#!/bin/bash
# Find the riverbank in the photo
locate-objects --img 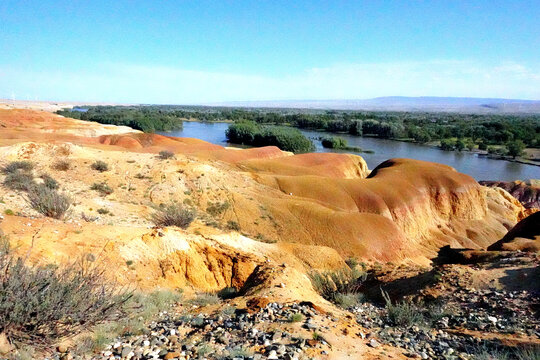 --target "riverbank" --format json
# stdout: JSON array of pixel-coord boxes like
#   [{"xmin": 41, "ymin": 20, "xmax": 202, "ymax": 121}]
[
  {"xmin": 159, "ymin": 121, "xmax": 539, "ymax": 181},
  {"xmin": 175, "ymin": 120, "xmax": 540, "ymax": 169}
]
